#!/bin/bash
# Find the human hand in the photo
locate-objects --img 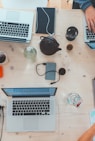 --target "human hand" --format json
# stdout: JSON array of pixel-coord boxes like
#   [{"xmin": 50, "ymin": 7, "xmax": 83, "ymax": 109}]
[
  {"xmin": 90, "ymin": 123, "xmax": 95, "ymax": 135},
  {"xmin": 77, "ymin": 123, "xmax": 95, "ymax": 141},
  {"xmin": 85, "ymin": 6, "xmax": 95, "ymax": 33}
]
